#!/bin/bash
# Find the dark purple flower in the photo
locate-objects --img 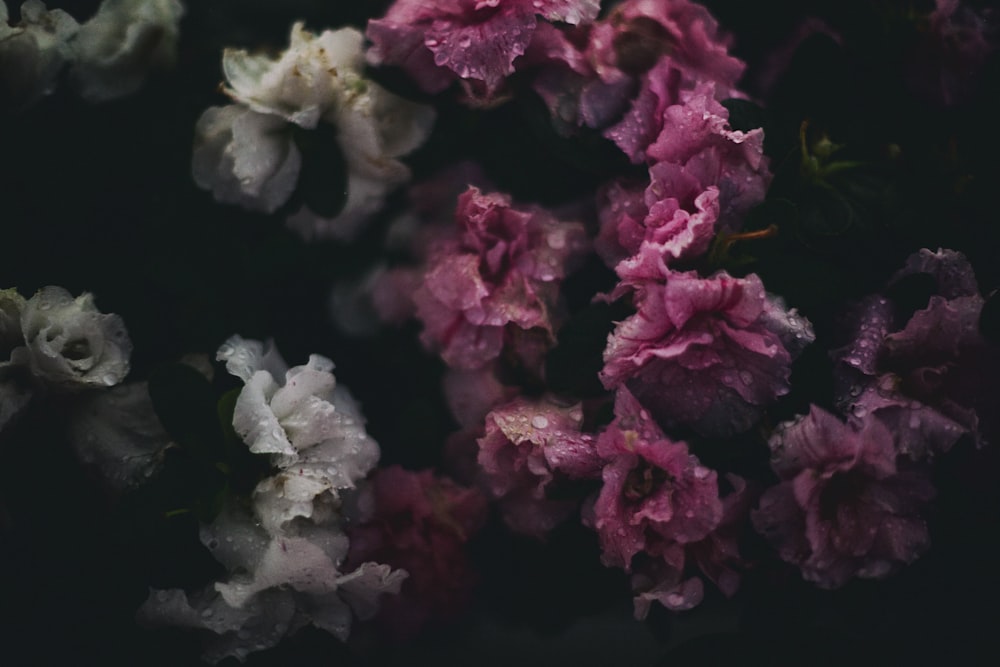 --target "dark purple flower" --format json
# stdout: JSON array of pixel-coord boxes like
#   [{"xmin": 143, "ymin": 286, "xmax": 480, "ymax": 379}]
[
  {"xmin": 752, "ymin": 407, "xmax": 936, "ymax": 589},
  {"xmin": 414, "ymin": 186, "xmax": 588, "ymax": 370},
  {"xmin": 834, "ymin": 249, "xmax": 1000, "ymax": 456},
  {"xmin": 477, "ymin": 397, "xmax": 601, "ymax": 537},
  {"xmin": 346, "ymin": 466, "xmax": 488, "ymax": 638},
  {"xmin": 602, "ymin": 270, "xmax": 814, "ymax": 437},
  {"xmin": 367, "ymin": 0, "xmax": 600, "ymax": 102},
  {"xmin": 906, "ymin": 0, "xmax": 995, "ymax": 107}
]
